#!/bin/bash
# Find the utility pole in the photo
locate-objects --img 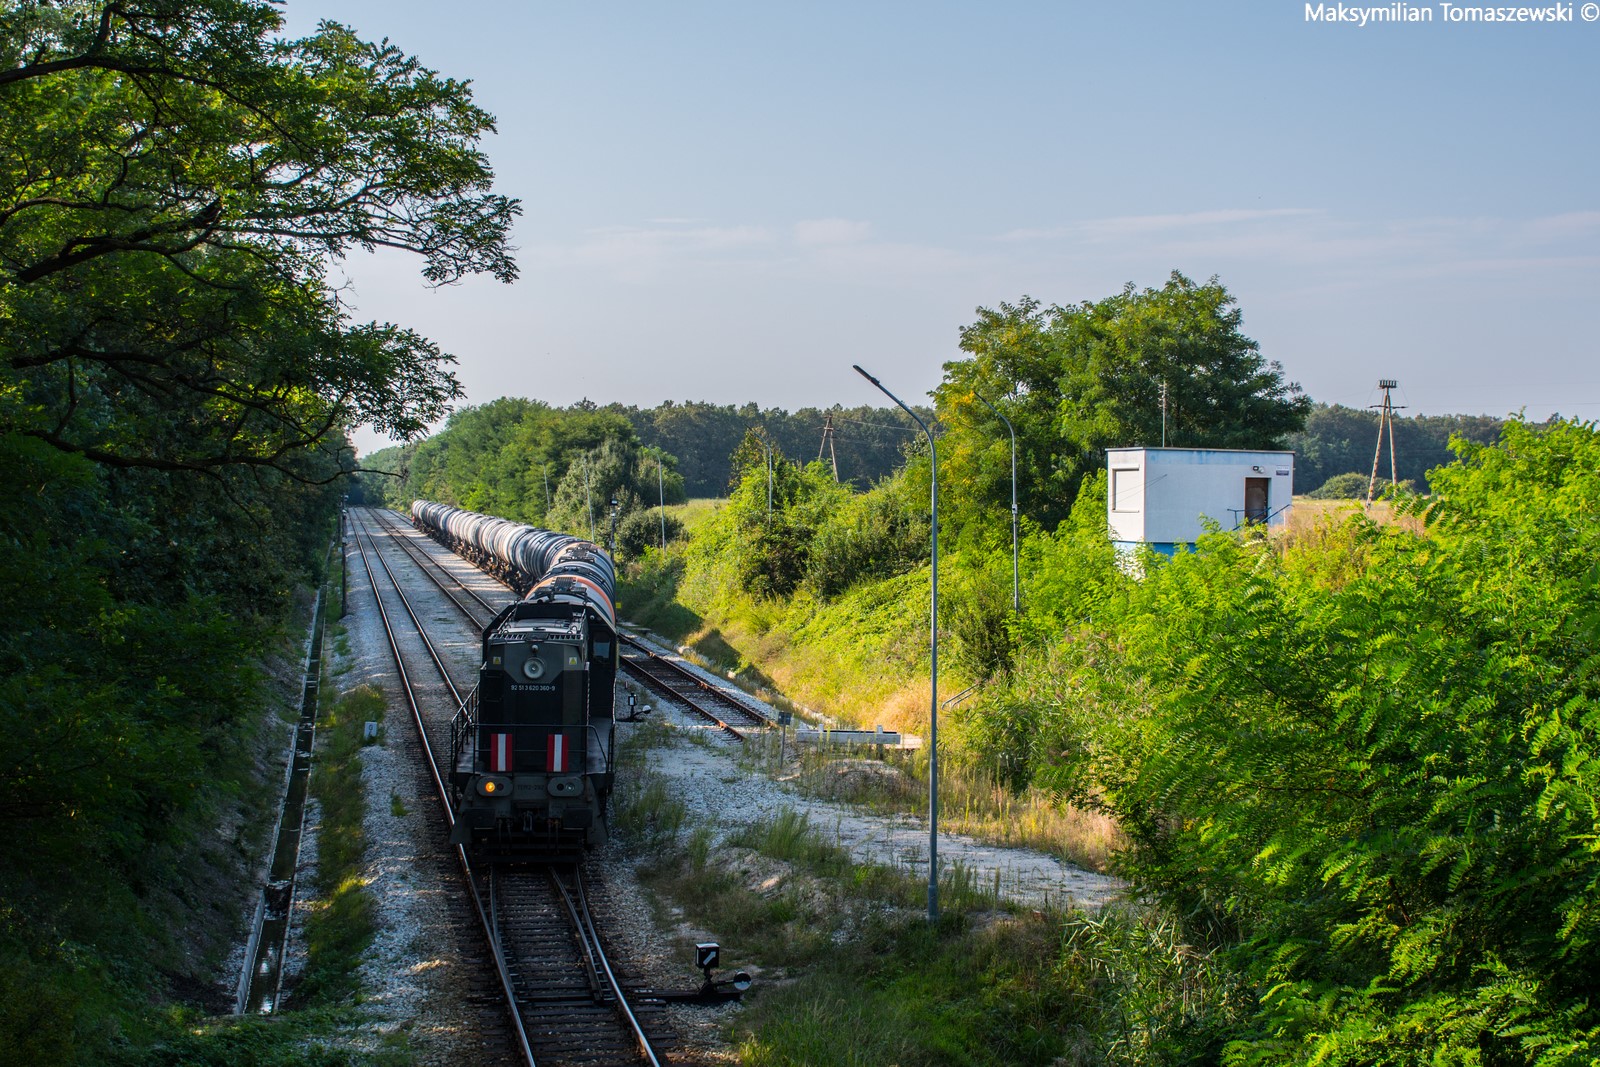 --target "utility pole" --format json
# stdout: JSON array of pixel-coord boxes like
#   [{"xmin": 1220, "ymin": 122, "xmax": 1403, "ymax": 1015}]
[
  {"xmin": 818, "ymin": 413, "xmax": 839, "ymax": 480},
  {"xmin": 543, "ymin": 464, "xmax": 550, "ymax": 515},
  {"xmin": 657, "ymin": 454, "xmax": 667, "ymax": 551},
  {"xmin": 585, "ymin": 462, "xmax": 594, "ymax": 542},
  {"xmin": 1366, "ymin": 379, "xmax": 1406, "ymax": 507}
]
